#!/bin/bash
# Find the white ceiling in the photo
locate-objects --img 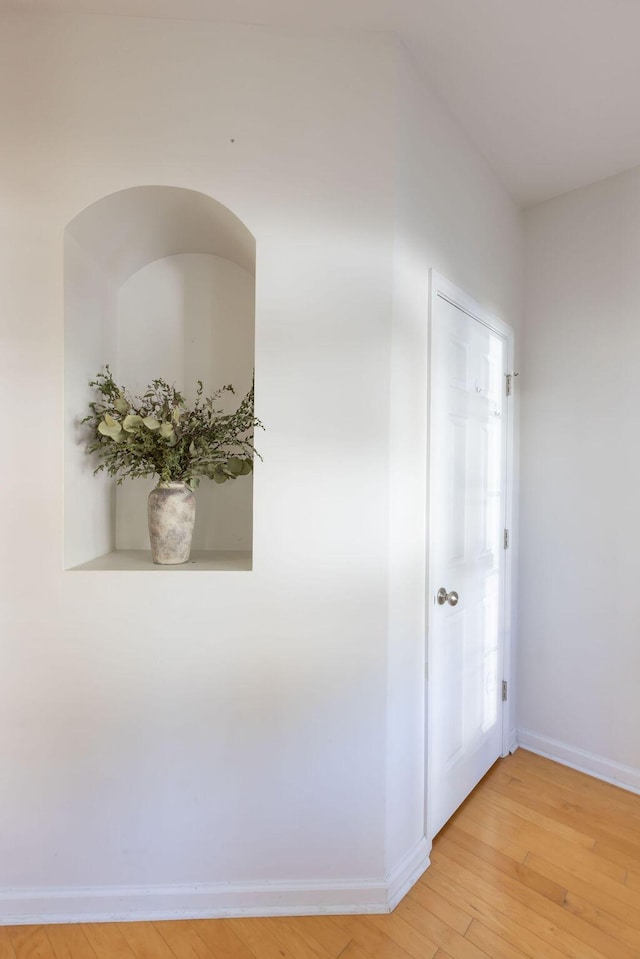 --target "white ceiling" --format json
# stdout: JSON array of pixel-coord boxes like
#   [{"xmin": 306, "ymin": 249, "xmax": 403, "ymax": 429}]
[{"xmin": 5, "ymin": 0, "xmax": 640, "ymax": 206}]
